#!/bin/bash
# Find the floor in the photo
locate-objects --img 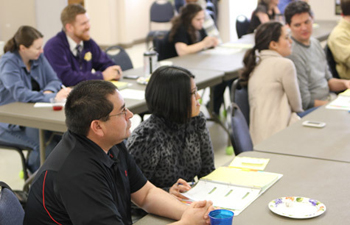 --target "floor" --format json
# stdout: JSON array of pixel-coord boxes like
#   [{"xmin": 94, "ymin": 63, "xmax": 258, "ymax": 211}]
[{"xmin": 0, "ymin": 43, "xmax": 234, "ymax": 190}]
